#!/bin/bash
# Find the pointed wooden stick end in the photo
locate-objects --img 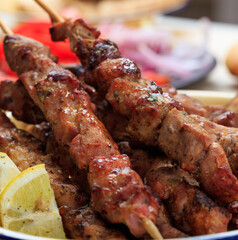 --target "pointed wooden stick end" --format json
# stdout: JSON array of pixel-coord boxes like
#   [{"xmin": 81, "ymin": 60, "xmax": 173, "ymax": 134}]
[
  {"xmin": 142, "ymin": 218, "xmax": 164, "ymax": 240},
  {"xmin": 34, "ymin": 0, "xmax": 64, "ymax": 23},
  {"xmin": 0, "ymin": 18, "xmax": 13, "ymax": 35}
]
